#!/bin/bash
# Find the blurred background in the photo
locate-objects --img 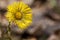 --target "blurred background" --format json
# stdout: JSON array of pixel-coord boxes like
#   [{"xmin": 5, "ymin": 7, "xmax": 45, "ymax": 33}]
[{"xmin": 0, "ymin": 0, "xmax": 60, "ymax": 40}]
